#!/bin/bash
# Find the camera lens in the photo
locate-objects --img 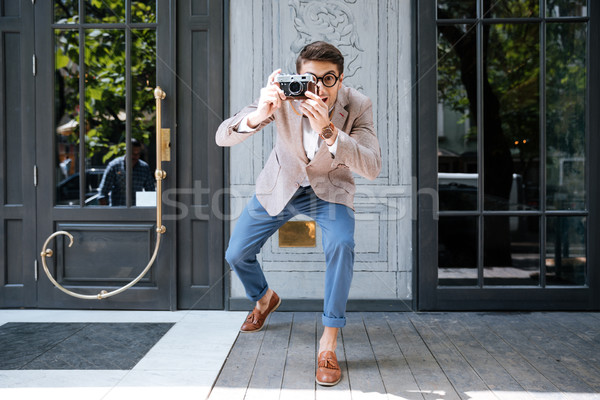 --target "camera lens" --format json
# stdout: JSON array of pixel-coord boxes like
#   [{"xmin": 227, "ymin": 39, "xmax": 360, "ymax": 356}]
[{"xmin": 289, "ymin": 81, "xmax": 302, "ymax": 95}]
